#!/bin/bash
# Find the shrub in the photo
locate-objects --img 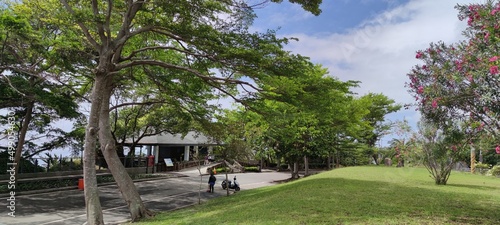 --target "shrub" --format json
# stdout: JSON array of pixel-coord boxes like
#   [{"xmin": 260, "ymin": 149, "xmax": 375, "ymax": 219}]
[
  {"xmin": 486, "ymin": 165, "xmax": 500, "ymax": 177},
  {"xmin": 475, "ymin": 163, "xmax": 491, "ymax": 169},
  {"xmin": 215, "ymin": 167, "xmax": 229, "ymax": 173},
  {"xmin": 244, "ymin": 166, "xmax": 260, "ymax": 172},
  {"xmin": 476, "ymin": 163, "xmax": 492, "ymax": 175}
]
